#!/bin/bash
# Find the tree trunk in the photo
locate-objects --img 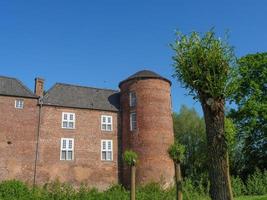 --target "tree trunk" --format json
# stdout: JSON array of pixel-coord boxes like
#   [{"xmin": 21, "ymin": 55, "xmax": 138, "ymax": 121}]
[
  {"xmin": 201, "ymin": 98, "xmax": 233, "ymax": 200},
  {"xmin": 131, "ymin": 165, "xmax": 136, "ymax": 200},
  {"xmin": 175, "ymin": 162, "xmax": 183, "ymax": 200}
]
